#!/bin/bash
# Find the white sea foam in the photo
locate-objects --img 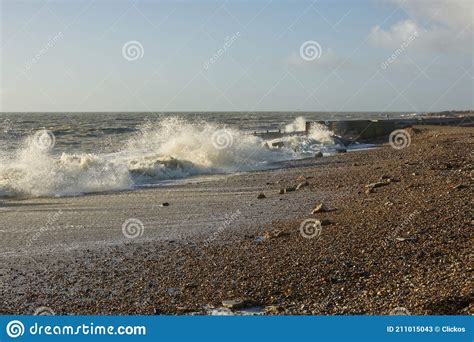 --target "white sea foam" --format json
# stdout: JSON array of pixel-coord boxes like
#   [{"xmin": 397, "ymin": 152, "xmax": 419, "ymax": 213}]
[
  {"xmin": 284, "ymin": 116, "xmax": 307, "ymax": 132},
  {"xmin": 0, "ymin": 117, "xmax": 336, "ymax": 198}
]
